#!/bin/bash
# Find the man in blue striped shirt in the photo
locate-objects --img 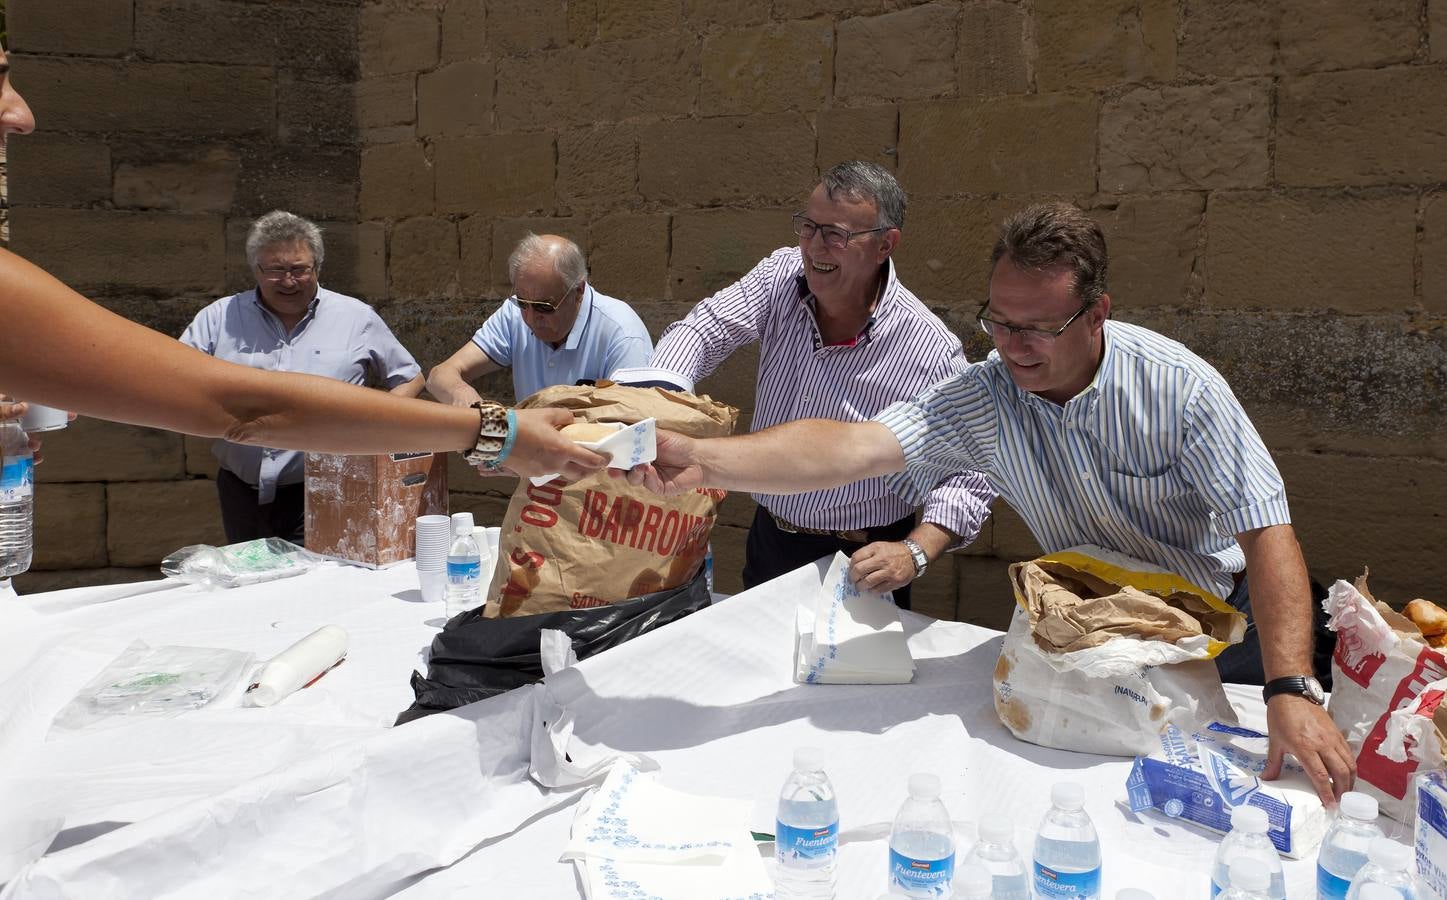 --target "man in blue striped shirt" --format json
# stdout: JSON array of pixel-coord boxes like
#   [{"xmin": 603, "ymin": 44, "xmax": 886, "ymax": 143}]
[
  {"xmin": 648, "ymin": 161, "xmax": 995, "ymax": 610},
  {"xmin": 623, "ymin": 202, "xmax": 1354, "ymax": 806}
]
